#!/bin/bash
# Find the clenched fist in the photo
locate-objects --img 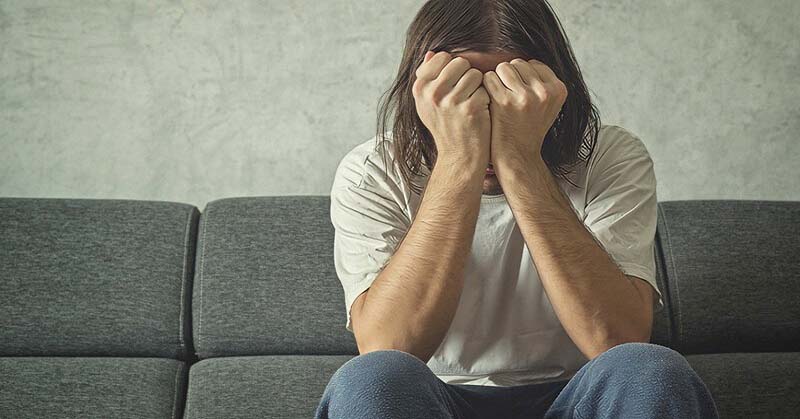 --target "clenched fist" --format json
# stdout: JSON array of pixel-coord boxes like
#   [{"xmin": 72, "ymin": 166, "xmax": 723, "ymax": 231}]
[
  {"xmin": 483, "ymin": 58, "xmax": 568, "ymax": 168},
  {"xmin": 412, "ymin": 51, "xmax": 492, "ymax": 170}
]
